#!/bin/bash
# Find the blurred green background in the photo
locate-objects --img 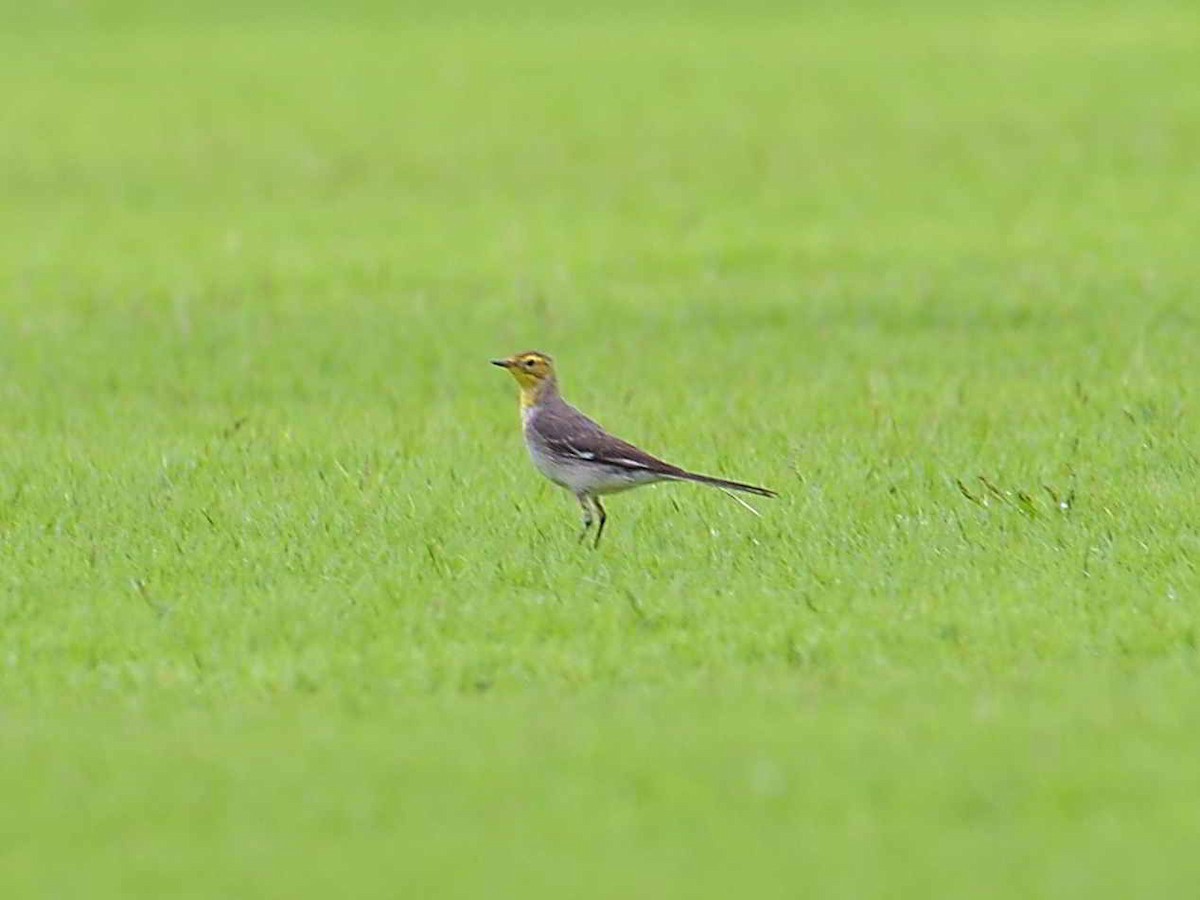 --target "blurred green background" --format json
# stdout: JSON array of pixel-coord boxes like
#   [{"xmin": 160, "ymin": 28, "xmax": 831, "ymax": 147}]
[{"xmin": 2, "ymin": 2, "xmax": 1198, "ymax": 897}]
